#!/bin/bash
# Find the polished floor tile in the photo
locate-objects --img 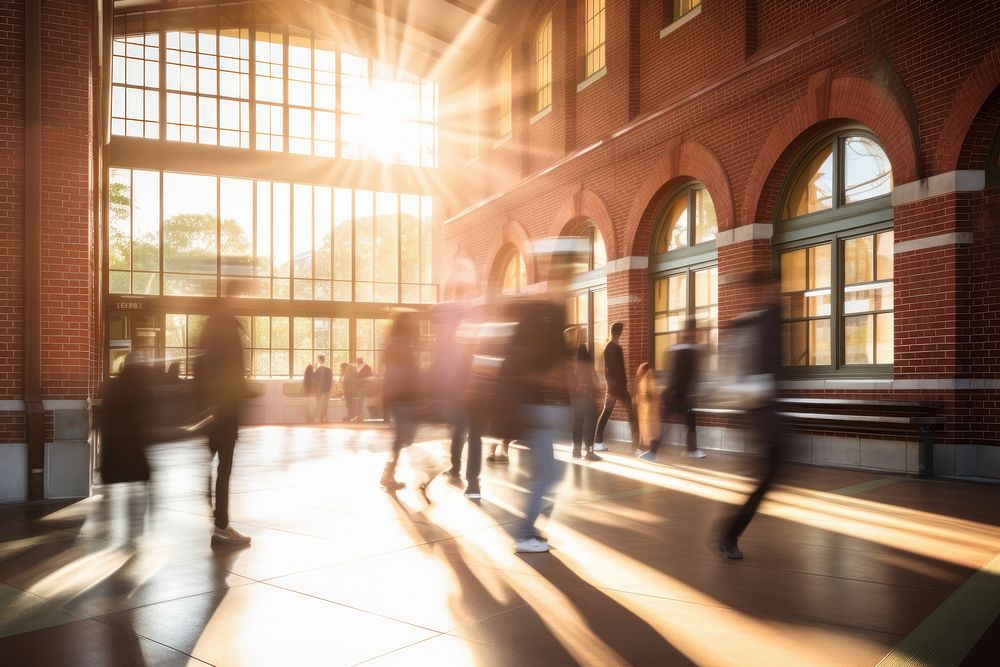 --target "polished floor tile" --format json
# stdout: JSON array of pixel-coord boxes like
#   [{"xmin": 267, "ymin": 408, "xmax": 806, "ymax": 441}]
[{"xmin": 0, "ymin": 425, "xmax": 998, "ymax": 666}]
